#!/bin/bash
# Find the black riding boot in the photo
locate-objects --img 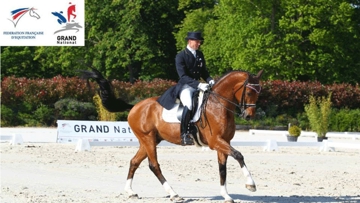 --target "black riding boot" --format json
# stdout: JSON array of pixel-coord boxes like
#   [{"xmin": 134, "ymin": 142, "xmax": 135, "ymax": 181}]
[{"xmin": 180, "ymin": 106, "xmax": 194, "ymax": 146}]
